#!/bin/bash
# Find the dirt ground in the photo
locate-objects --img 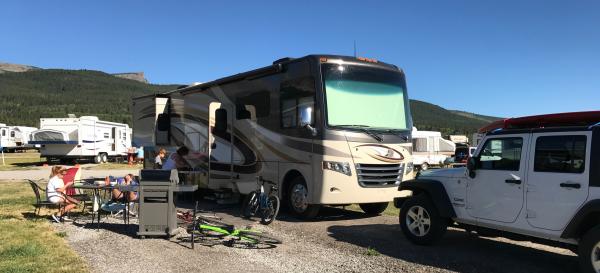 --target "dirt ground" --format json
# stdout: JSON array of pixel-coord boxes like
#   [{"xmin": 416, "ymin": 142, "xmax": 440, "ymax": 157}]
[{"xmin": 53, "ymin": 198, "xmax": 578, "ymax": 273}]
